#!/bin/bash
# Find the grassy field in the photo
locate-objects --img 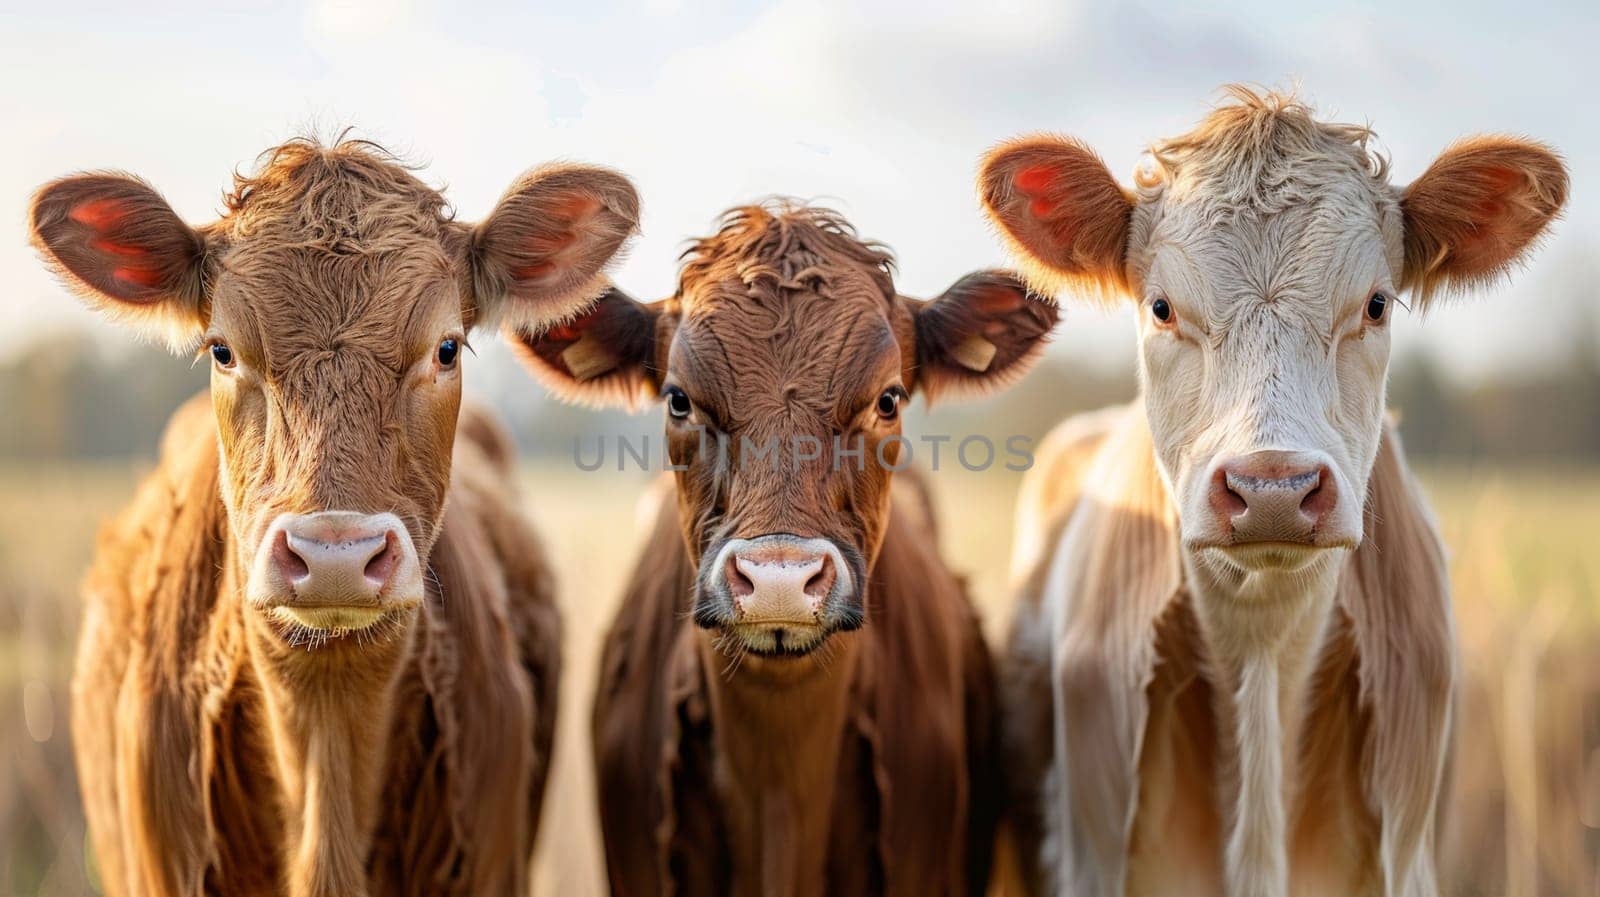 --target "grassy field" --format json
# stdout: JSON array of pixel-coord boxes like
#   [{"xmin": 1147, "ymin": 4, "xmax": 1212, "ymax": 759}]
[{"xmin": 0, "ymin": 460, "xmax": 1596, "ymax": 895}]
